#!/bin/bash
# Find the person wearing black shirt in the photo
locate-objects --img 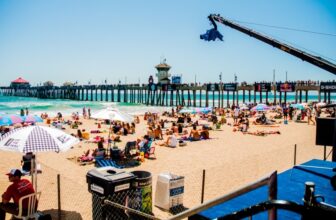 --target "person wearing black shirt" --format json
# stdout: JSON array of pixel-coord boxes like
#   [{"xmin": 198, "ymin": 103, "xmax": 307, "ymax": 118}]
[{"xmin": 21, "ymin": 152, "xmax": 35, "ymax": 173}]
